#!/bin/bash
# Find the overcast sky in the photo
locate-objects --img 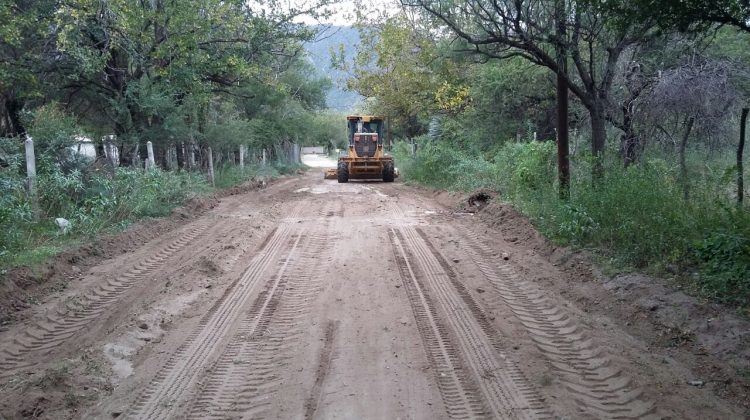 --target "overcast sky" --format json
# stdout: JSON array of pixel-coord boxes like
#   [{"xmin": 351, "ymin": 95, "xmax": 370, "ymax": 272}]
[{"xmin": 294, "ymin": 0, "xmax": 400, "ymax": 26}]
